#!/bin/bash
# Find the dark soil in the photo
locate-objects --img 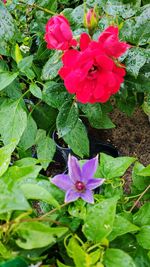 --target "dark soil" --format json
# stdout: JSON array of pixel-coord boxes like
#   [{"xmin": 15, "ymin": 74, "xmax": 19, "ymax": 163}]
[
  {"xmin": 100, "ymin": 108, "xmax": 150, "ymax": 166},
  {"xmin": 88, "ymin": 108, "xmax": 150, "ymax": 195}
]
